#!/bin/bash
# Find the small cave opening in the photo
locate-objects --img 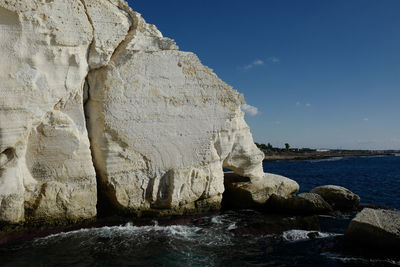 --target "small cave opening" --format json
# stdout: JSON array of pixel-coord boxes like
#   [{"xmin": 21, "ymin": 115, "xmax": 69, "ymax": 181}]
[
  {"xmin": 0, "ymin": 147, "xmax": 16, "ymax": 168},
  {"xmin": 221, "ymin": 168, "xmax": 251, "ymax": 211},
  {"xmin": 95, "ymin": 178, "xmax": 116, "ymax": 218}
]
